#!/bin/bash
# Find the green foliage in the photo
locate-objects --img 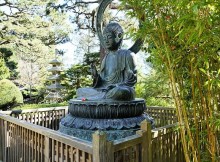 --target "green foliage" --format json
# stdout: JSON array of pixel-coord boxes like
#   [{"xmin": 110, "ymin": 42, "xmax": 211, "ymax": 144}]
[
  {"xmin": 136, "ymin": 71, "xmax": 174, "ymax": 107},
  {"xmin": 0, "ymin": 58, "xmax": 10, "ymax": 79},
  {"xmin": 21, "ymin": 86, "xmax": 46, "ymax": 104},
  {"xmin": 61, "ymin": 52, "xmax": 100, "ymax": 100},
  {"xmin": 121, "ymin": 0, "xmax": 220, "ymax": 161},
  {"xmin": 0, "ymin": 48, "xmax": 18, "ymax": 79},
  {"xmin": 0, "ymin": 79, "xmax": 23, "ymax": 110},
  {"xmin": 83, "ymin": 52, "xmax": 100, "ymax": 66},
  {"xmin": 61, "ymin": 64, "xmax": 92, "ymax": 100},
  {"xmin": 145, "ymin": 97, "xmax": 172, "ymax": 107},
  {"xmin": 0, "ymin": 0, "xmax": 70, "ymax": 47},
  {"xmin": 0, "ymin": 0, "xmax": 71, "ymax": 95}
]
